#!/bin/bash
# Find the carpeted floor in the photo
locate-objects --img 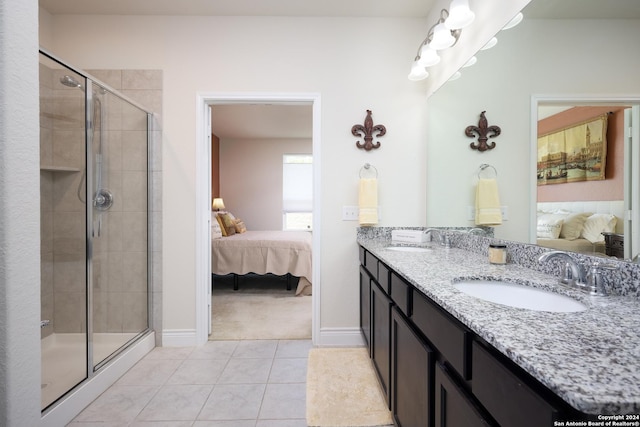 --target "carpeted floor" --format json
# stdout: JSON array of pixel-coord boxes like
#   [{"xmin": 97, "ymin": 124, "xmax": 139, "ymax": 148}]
[
  {"xmin": 306, "ymin": 347, "xmax": 393, "ymax": 427},
  {"xmin": 210, "ymin": 274, "xmax": 312, "ymax": 340}
]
